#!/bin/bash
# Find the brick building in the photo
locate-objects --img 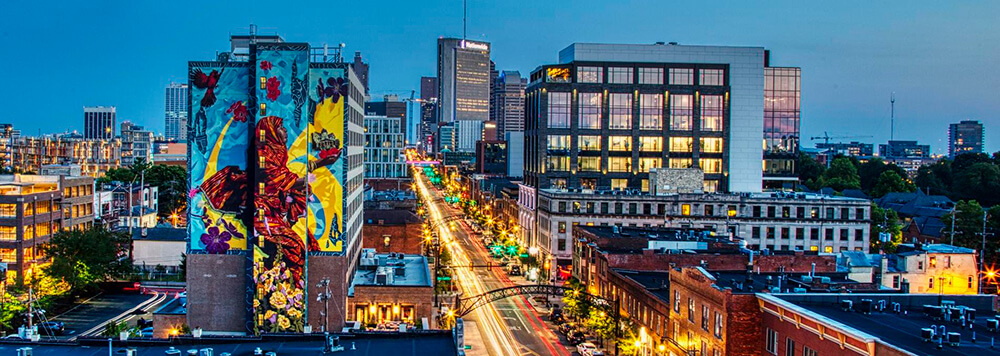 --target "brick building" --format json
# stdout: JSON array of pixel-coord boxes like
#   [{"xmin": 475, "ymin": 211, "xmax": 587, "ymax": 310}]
[
  {"xmin": 666, "ymin": 267, "xmax": 761, "ymax": 356},
  {"xmin": 347, "ymin": 250, "xmax": 434, "ymax": 330},
  {"xmin": 362, "ymin": 209, "xmax": 423, "ymax": 255}
]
